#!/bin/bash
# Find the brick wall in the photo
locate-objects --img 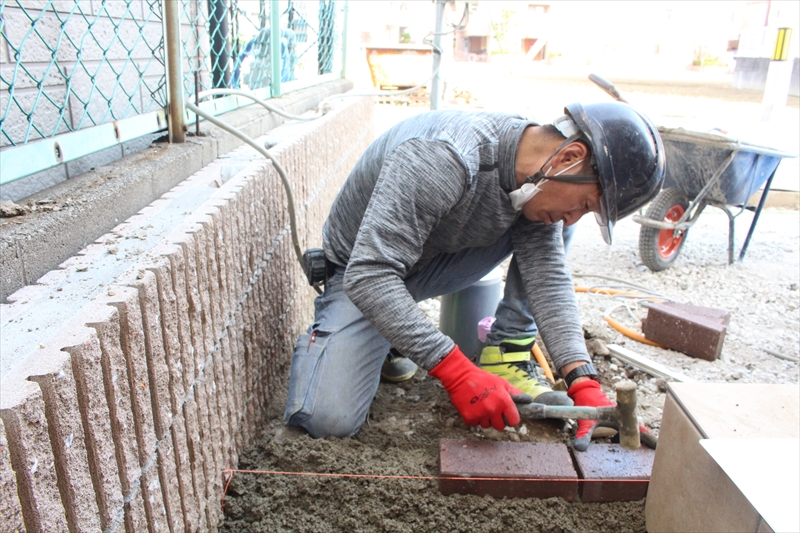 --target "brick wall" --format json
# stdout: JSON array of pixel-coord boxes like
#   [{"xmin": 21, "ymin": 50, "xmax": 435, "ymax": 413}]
[{"xmin": 0, "ymin": 95, "xmax": 374, "ymax": 532}]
